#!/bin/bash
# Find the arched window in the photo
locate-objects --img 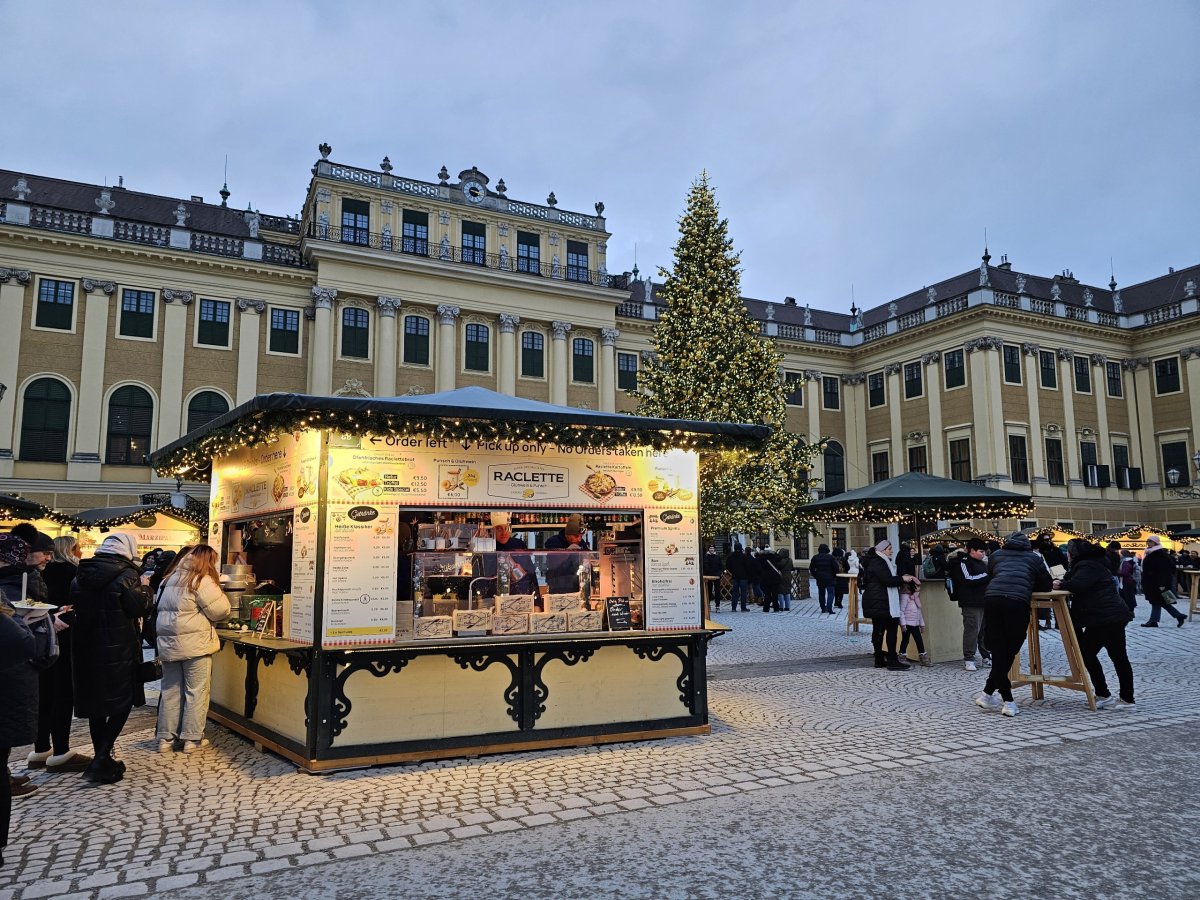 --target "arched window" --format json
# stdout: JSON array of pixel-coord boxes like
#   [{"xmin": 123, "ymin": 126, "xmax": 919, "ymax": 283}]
[
  {"xmin": 106, "ymin": 386, "xmax": 154, "ymax": 465},
  {"xmin": 186, "ymin": 391, "xmax": 230, "ymax": 434},
  {"xmin": 823, "ymin": 441, "xmax": 846, "ymax": 497},
  {"xmin": 20, "ymin": 378, "xmax": 72, "ymax": 462}
]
